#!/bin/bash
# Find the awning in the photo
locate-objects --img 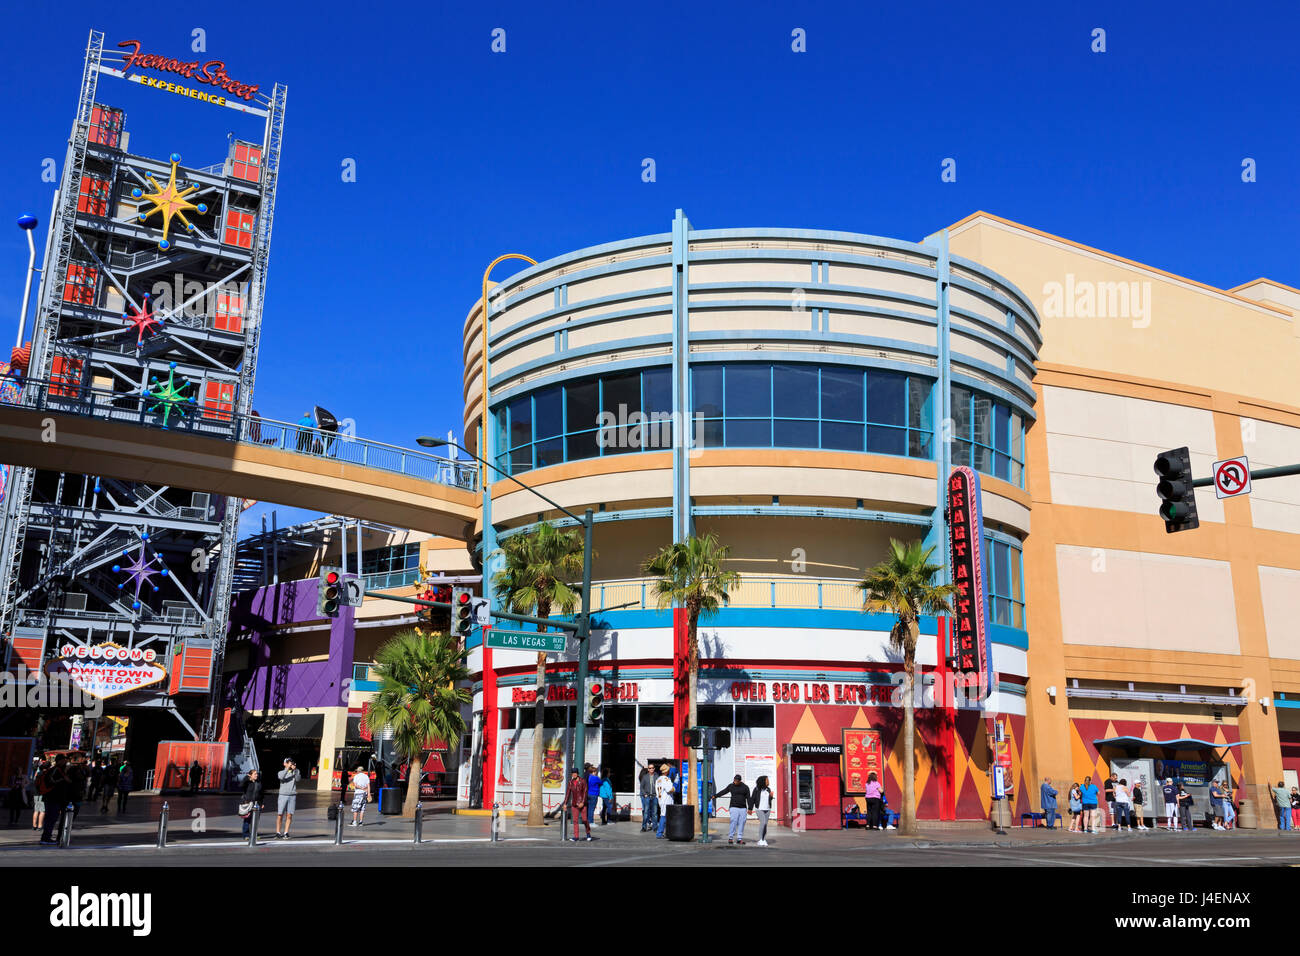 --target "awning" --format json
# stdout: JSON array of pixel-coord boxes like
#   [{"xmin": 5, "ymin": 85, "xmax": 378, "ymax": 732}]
[
  {"xmin": 255, "ymin": 714, "xmax": 324, "ymax": 740},
  {"xmin": 1092, "ymin": 736, "xmax": 1250, "ymax": 749}
]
